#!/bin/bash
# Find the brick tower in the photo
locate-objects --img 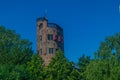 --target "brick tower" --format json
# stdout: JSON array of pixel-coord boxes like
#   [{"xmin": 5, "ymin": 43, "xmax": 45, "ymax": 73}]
[{"xmin": 36, "ymin": 17, "xmax": 64, "ymax": 65}]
